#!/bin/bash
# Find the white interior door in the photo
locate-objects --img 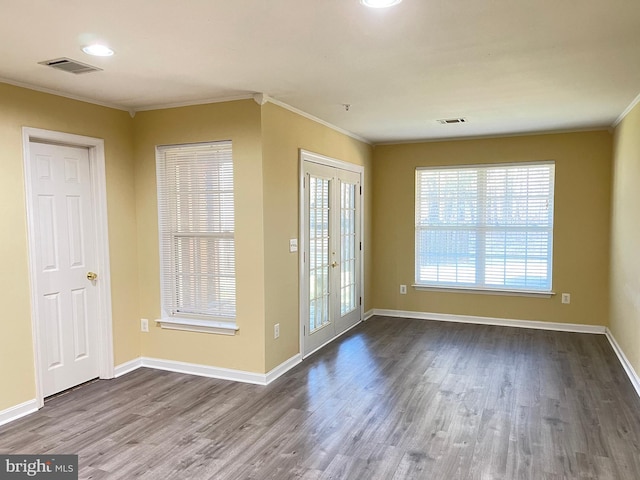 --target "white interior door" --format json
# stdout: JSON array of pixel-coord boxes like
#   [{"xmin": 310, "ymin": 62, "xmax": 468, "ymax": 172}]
[
  {"xmin": 29, "ymin": 141, "xmax": 100, "ymax": 397},
  {"xmin": 302, "ymin": 159, "xmax": 362, "ymax": 356}
]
